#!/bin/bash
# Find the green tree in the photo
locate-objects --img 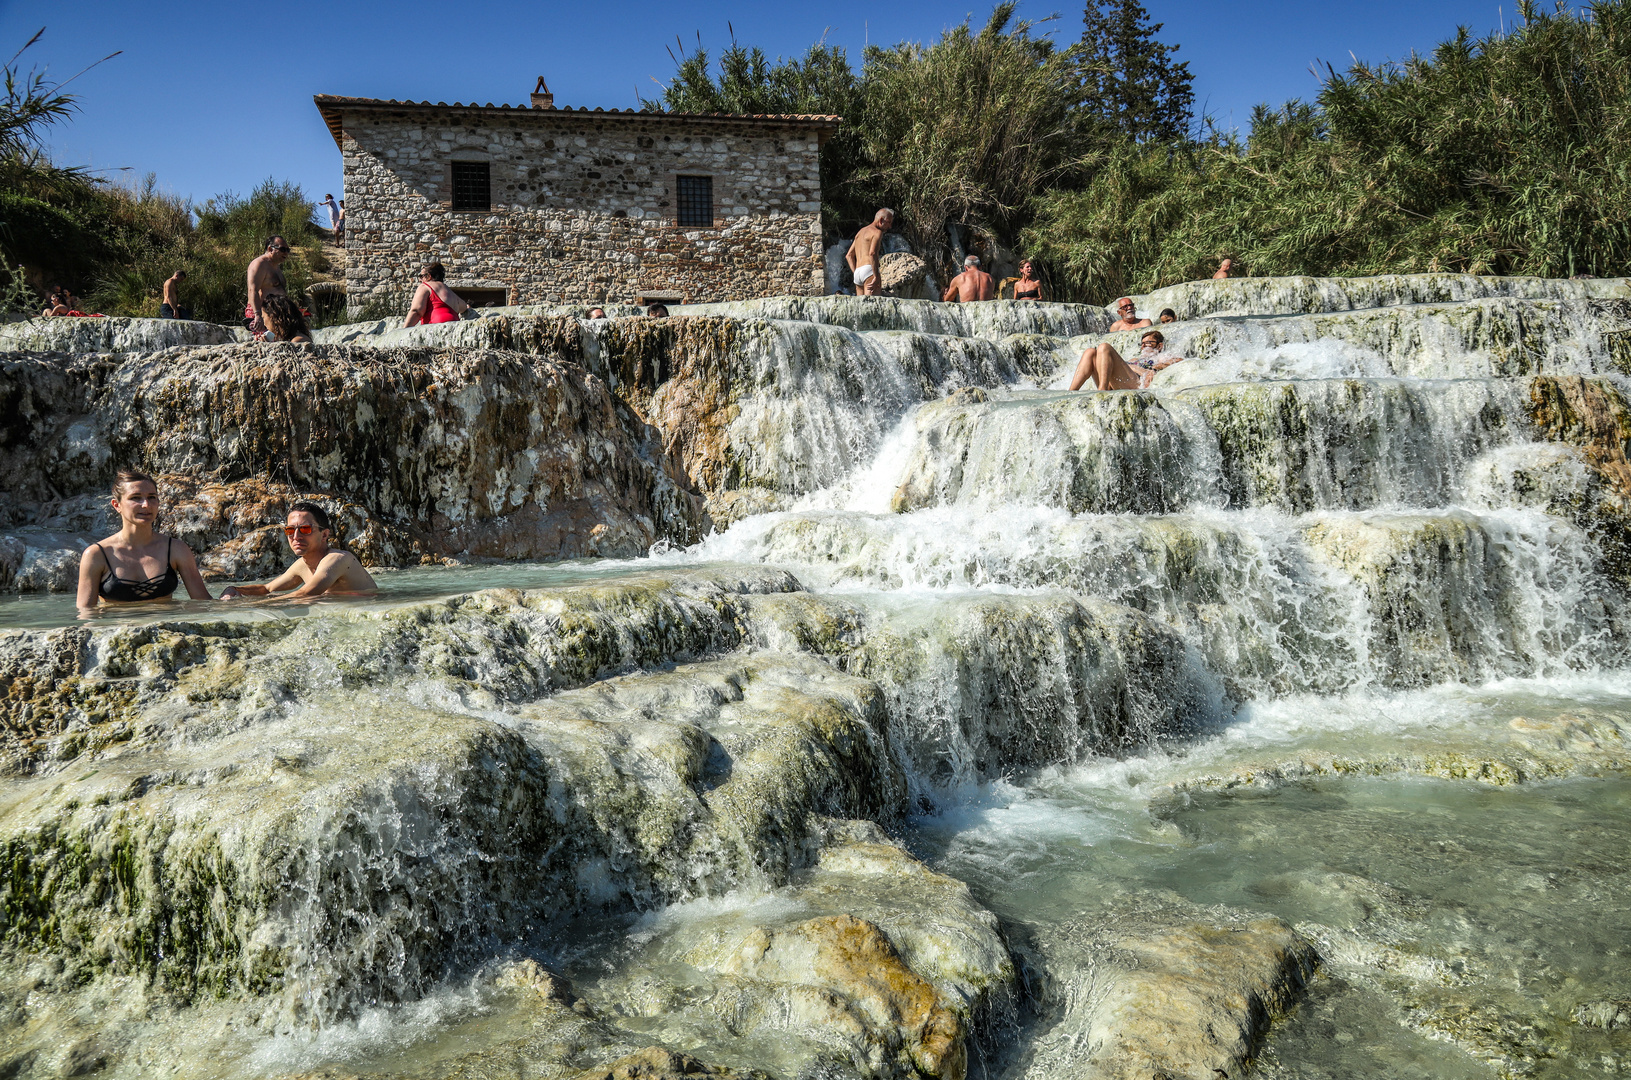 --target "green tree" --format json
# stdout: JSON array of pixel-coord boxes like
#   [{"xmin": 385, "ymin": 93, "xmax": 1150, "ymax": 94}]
[
  {"xmin": 642, "ymin": 36, "xmax": 869, "ymax": 230},
  {"xmin": 1078, "ymin": 0, "xmax": 1194, "ymax": 142},
  {"xmin": 1028, "ymin": 0, "xmax": 1631, "ymax": 300},
  {"xmin": 856, "ymin": 3, "xmax": 1091, "ymax": 263}
]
